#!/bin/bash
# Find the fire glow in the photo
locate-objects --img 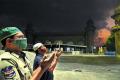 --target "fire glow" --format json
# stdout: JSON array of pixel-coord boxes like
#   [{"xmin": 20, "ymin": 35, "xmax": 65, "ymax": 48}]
[{"xmin": 95, "ymin": 28, "xmax": 111, "ymax": 46}]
